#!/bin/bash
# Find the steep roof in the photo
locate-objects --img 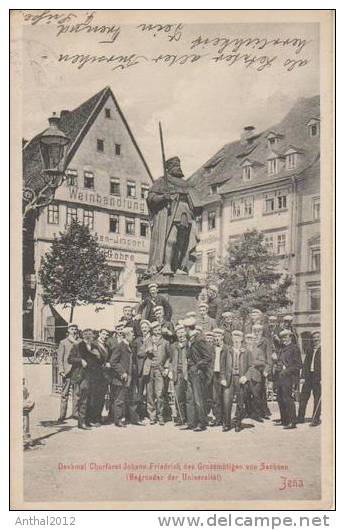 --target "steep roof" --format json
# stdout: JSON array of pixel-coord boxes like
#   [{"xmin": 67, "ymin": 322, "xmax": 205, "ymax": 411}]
[
  {"xmin": 189, "ymin": 95, "xmax": 320, "ymax": 203},
  {"xmin": 23, "ymin": 86, "xmax": 153, "ymax": 192}
]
